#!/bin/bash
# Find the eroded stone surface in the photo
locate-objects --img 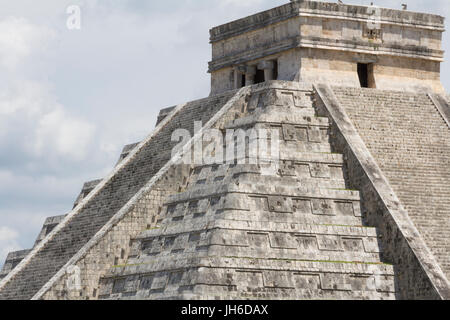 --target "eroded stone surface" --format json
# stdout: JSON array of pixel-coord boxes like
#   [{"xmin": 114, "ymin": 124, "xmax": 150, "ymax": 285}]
[{"xmin": 1, "ymin": 0, "xmax": 449, "ymax": 300}]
